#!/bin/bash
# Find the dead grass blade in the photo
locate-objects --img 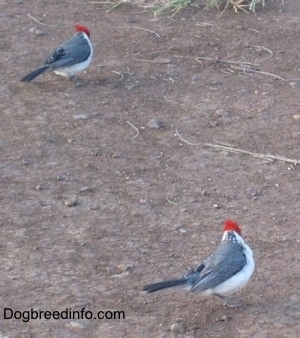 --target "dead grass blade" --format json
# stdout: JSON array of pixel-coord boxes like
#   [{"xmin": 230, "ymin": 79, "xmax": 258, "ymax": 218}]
[{"xmin": 205, "ymin": 143, "xmax": 300, "ymax": 165}]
